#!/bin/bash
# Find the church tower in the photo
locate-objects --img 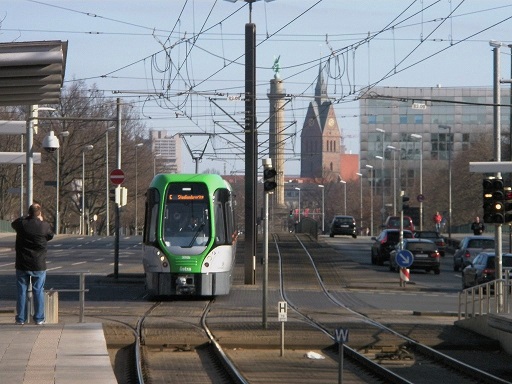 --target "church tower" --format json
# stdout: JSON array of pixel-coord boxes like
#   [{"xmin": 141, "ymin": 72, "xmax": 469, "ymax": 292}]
[{"xmin": 300, "ymin": 63, "xmax": 343, "ymax": 181}]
